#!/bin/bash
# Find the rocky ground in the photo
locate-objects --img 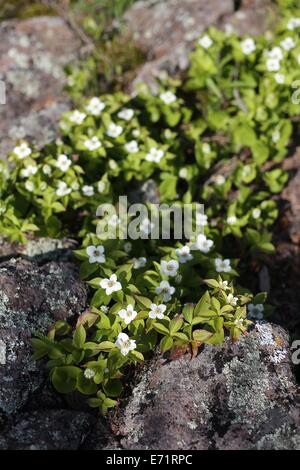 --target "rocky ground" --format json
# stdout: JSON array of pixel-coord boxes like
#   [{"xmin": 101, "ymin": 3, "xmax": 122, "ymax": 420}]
[{"xmin": 0, "ymin": 0, "xmax": 299, "ymax": 450}]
